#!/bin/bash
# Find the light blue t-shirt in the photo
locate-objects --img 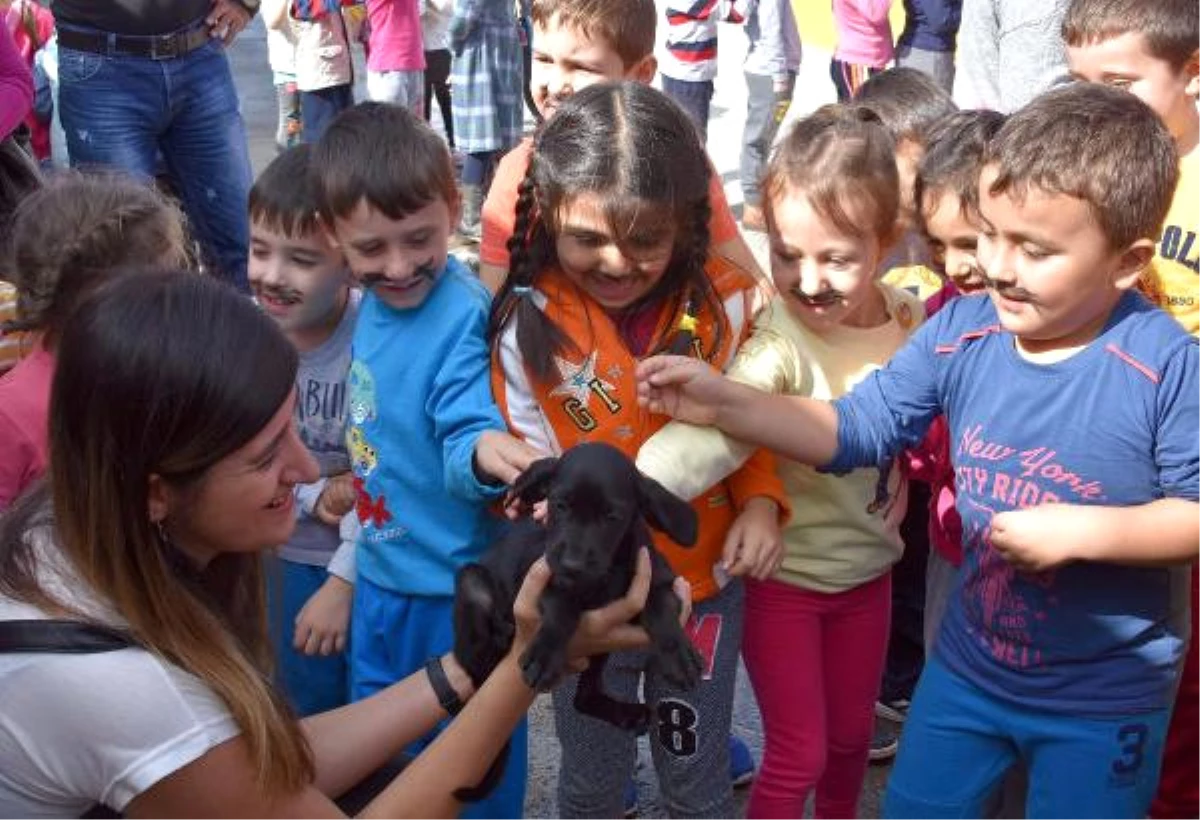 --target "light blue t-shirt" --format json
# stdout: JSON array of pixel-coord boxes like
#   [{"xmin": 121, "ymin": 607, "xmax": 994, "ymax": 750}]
[
  {"xmin": 831, "ymin": 291, "xmax": 1198, "ymax": 715},
  {"xmin": 347, "ymin": 258, "xmax": 505, "ymax": 597}
]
